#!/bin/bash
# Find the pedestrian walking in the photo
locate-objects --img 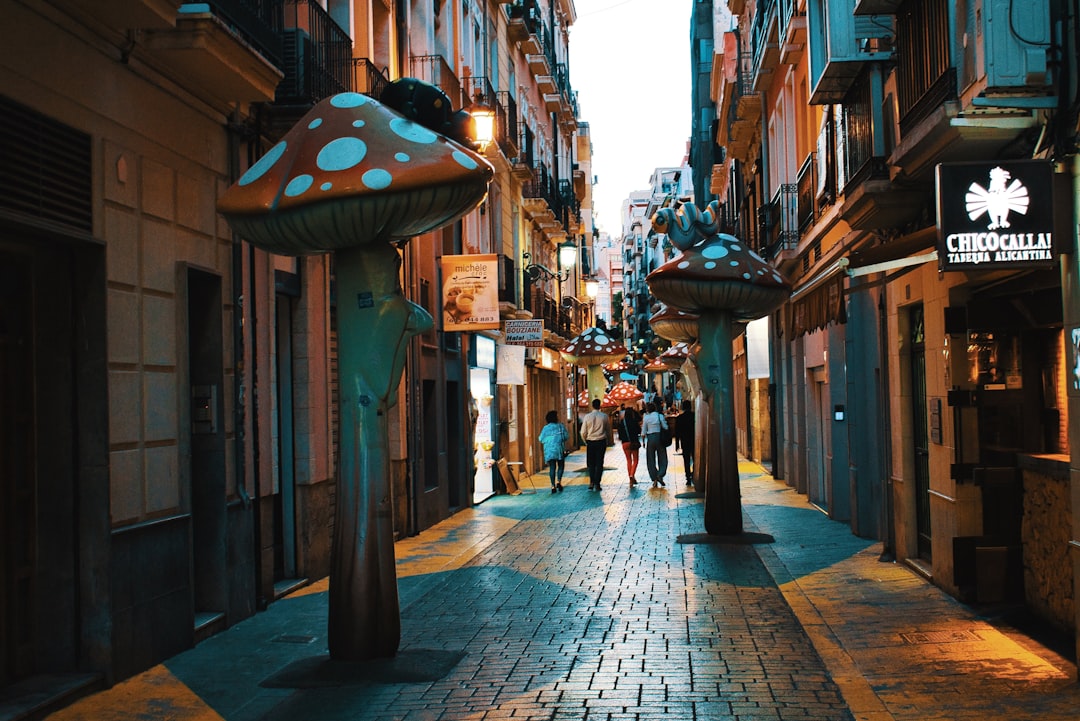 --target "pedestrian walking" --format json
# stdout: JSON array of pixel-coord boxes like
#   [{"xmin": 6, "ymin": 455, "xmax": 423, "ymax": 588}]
[
  {"xmin": 537, "ymin": 410, "xmax": 569, "ymax": 493},
  {"xmin": 674, "ymin": 399, "xmax": 695, "ymax": 486},
  {"xmin": 616, "ymin": 404, "xmax": 642, "ymax": 487},
  {"xmin": 641, "ymin": 401, "xmax": 669, "ymax": 487},
  {"xmin": 580, "ymin": 398, "xmax": 611, "ymax": 491}
]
